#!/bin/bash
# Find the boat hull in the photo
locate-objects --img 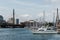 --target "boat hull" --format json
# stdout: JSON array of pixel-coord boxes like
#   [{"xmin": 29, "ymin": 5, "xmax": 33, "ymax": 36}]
[{"xmin": 32, "ymin": 31, "xmax": 58, "ymax": 34}]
